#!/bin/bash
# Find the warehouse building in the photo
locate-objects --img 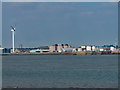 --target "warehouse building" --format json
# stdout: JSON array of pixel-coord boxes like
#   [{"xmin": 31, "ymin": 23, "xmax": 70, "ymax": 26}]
[
  {"xmin": 30, "ymin": 49, "xmax": 49, "ymax": 53},
  {"xmin": 49, "ymin": 44, "xmax": 71, "ymax": 52}
]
